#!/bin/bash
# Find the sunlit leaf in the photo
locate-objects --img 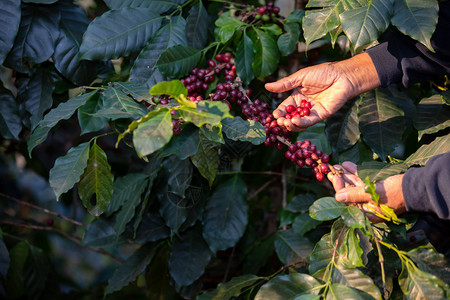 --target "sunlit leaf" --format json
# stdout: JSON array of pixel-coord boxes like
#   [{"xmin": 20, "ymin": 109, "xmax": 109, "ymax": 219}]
[
  {"xmin": 414, "ymin": 94, "xmax": 450, "ymax": 139},
  {"xmin": 255, "ymin": 274, "xmax": 320, "ymax": 300},
  {"xmin": 404, "ymin": 134, "xmax": 450, "ymax": 167},
  {"xmin": 309, "ymin": 197, "xmax": 346, "ymax": 221},
  {"xmin": 133, "ymin": 111, "xmax": 173, "ymax": 157}
]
